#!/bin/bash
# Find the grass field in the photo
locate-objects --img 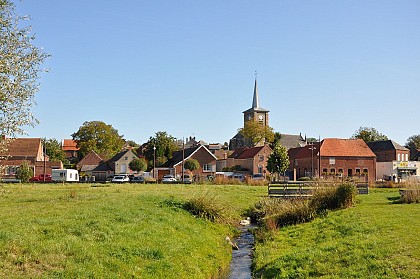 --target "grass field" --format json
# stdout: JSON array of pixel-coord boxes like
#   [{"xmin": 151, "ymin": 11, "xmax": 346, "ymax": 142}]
[
  {"xmin": 1, "ymin": 184, "xmax": 419, "ymax": 278},
  {"xmin": 0, "ymin": 183, "xmax": 266, "ymax": 278},
  {"xmin": 253, "ymin": 188, "xmax": 420, "ymax": 278}
]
